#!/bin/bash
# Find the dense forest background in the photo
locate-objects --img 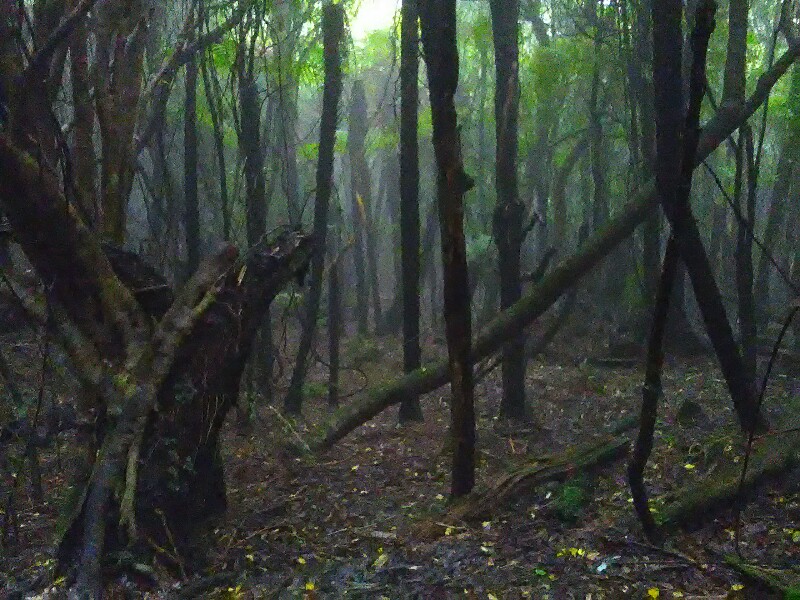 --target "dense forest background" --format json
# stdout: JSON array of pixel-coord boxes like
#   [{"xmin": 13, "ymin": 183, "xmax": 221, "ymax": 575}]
[{"xmin": 1, "ymin": 0, "xmax": 800, "ymax": 597}]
